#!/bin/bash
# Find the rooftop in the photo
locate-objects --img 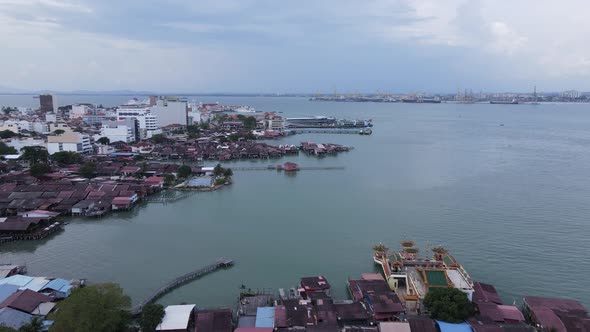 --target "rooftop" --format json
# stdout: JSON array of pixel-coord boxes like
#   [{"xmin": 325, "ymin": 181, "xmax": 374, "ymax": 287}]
[{"xmin": 157, "ymin": 304, "xmax": 195, "ymax": 331}]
